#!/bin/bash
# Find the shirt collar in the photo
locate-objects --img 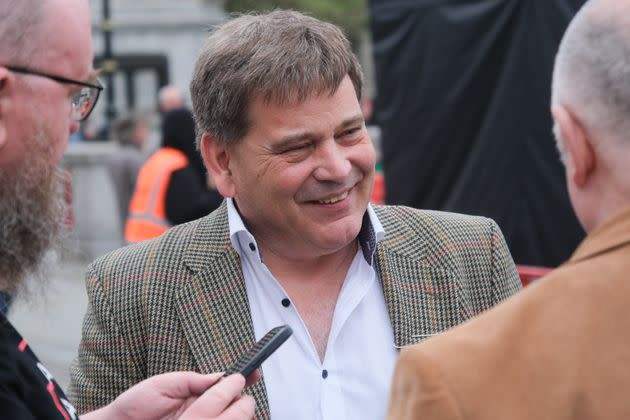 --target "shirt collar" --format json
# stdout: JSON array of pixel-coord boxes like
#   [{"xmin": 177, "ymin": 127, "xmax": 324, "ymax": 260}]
[{"xmin": 226, "ymin": 198, "xmax": 384, "ymax": 265}]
